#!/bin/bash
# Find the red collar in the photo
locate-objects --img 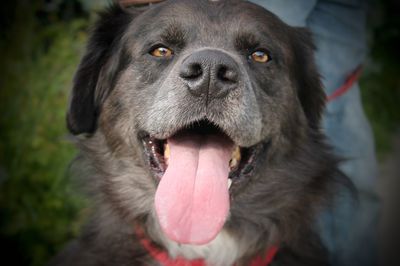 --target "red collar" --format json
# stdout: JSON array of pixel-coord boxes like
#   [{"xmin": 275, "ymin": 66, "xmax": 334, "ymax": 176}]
[{"xmin": 136, "ymin": 227, "xmax": 279, "ymax": 266}]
